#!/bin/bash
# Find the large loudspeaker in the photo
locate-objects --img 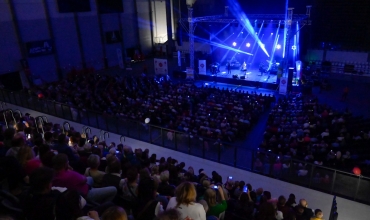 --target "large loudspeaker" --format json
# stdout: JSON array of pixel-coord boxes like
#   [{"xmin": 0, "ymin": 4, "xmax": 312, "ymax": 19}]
[
  {"xmin": 176, "ymin": 24, "xmax": 183, "ymax": 46},
  {"xmin": 287, "ymin": 67, "xmax": 294, "ymax": 92},
  {"xmin": 232, "ymin": 74, "xmax": 238, "ymax": 79}
]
